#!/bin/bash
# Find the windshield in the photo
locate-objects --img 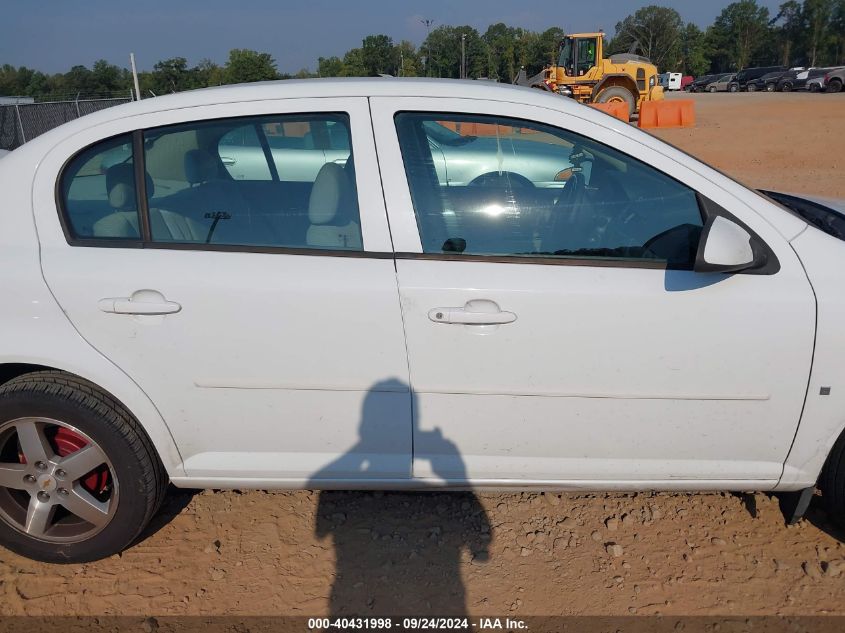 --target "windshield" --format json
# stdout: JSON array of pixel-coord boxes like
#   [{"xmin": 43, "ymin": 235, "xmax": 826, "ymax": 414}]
[
  {"xmin": 558, "ymin": 38, "xmax": 573, "ymax": 72},
  {"xmin": 760, "ymin": 190, "xmax": 845, "ymax": 242}
]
